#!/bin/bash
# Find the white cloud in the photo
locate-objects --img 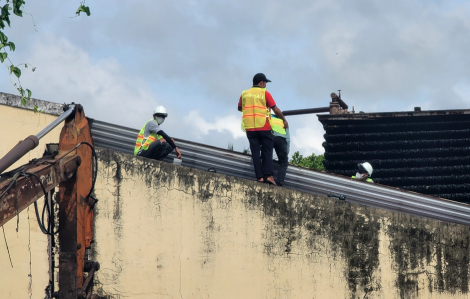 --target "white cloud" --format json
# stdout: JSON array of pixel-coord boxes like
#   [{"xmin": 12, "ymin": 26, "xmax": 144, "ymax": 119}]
[
  {"xmin": 291, "ymin": 121, "xmax": 325, "ymax": 155},
  {"xmin": 185, "ymin": 110, "xmax": 246, "ymax": 140},
  {"xmin": 2, "ymin": 0, "xmax": 470, "ymax": 154},
  {"xmin": 11, "ymin": 34, "xmax": 166, "ymax": 131}
]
